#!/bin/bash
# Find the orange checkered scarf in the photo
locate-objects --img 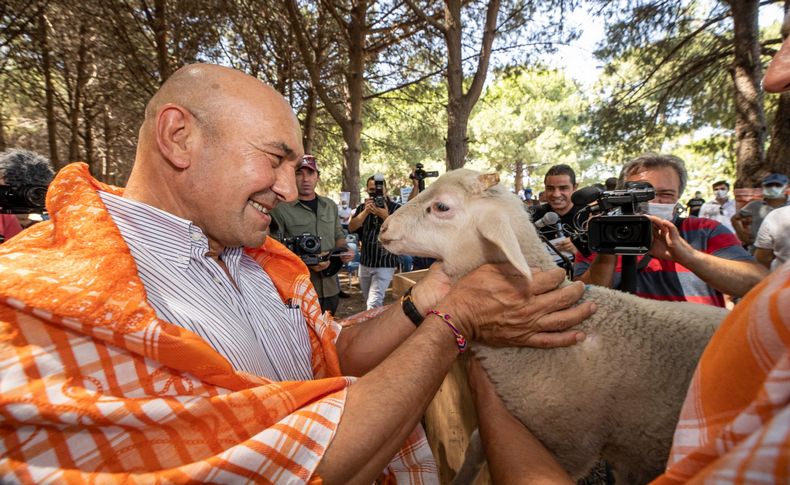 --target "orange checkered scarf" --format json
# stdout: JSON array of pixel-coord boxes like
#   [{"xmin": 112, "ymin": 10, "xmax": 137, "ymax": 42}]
[
  {"xmin": 0, "ymin": 163, "xmax": 435, "ymax": 483},
  {"xmin": 652, "ymin": 262, "xmax": 790, "ymax": 484}
]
